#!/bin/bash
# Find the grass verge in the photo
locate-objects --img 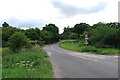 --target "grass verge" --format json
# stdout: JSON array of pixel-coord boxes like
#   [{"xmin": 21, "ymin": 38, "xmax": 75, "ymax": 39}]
[
  {"xmin": 2, "ymin": 46, "xmax": 53, "ymax": 78},
  {"xmin": 60, "ymin": 42, "xmax": 119, "ymax": 55}
]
